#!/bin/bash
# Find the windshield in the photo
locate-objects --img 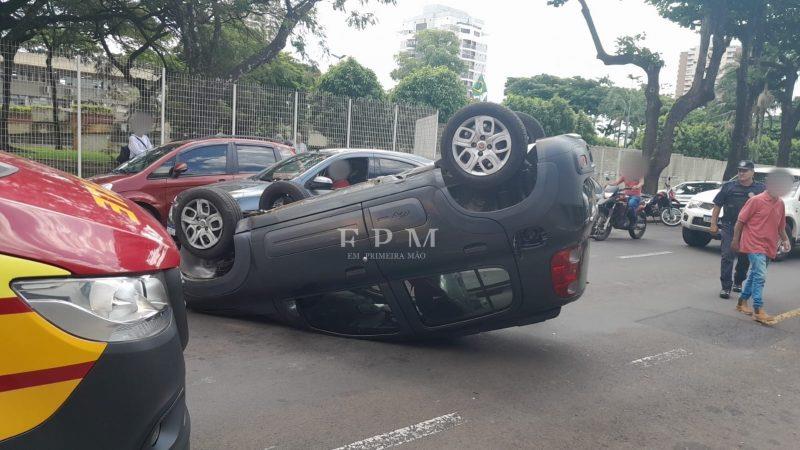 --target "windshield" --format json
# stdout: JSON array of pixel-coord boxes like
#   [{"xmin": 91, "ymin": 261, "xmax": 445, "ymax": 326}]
[
  {"xmin": 112, "ymin": 143, "xmax": 182, "ymax": 174},
  {"xmin": 254, "ymin": 152, "xmax": 331, "ymax": 182}
]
